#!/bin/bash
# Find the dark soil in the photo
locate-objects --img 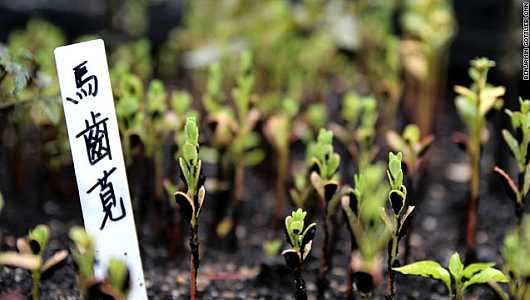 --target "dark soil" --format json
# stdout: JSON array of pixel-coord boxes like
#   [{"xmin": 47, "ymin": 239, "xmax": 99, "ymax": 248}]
[{"xmin": 0, "ymin": 112, "xmax": 520, "ymax": 300}]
